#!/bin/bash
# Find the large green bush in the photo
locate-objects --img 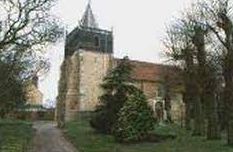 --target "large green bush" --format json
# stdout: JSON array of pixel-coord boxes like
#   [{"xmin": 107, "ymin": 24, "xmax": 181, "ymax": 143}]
[
  {"xmin": 90, "ymin": 94, "xmax": 123, "ymax": 133},
  {"xmin": 0, "ymin": 60, "xmax": 26, "ymax": 118},
  {"xmin": 90, "ymin": 57, "xmax": 135, "ymax": 134},
  {"xmin": 113, "ymin": 90, "xmax": 155, "ymax": 142}
]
